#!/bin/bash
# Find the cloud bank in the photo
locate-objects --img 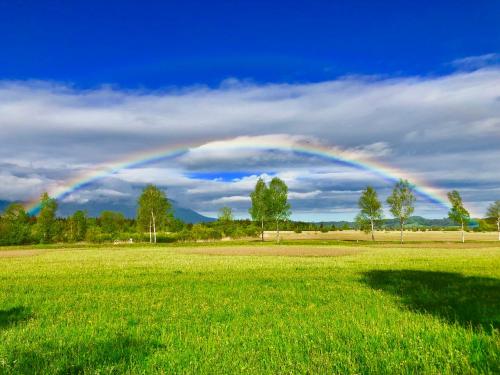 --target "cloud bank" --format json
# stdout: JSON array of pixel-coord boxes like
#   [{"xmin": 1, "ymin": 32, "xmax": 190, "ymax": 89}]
[{"xmin": 1, "ymin": 67, "xmax": 499, "ymax": 219}]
